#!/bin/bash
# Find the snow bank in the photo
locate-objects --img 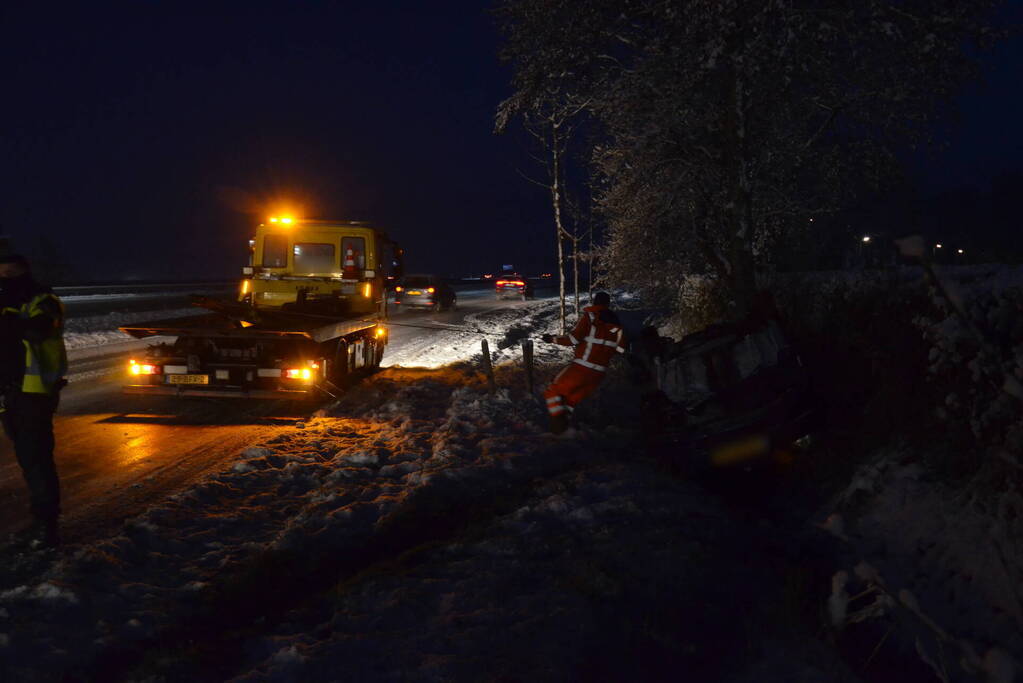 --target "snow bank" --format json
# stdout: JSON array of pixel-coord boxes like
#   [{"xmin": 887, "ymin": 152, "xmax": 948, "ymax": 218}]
[{"xmin": 0, "ymin": 366, "xmax": 554, "ymax": 679}]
